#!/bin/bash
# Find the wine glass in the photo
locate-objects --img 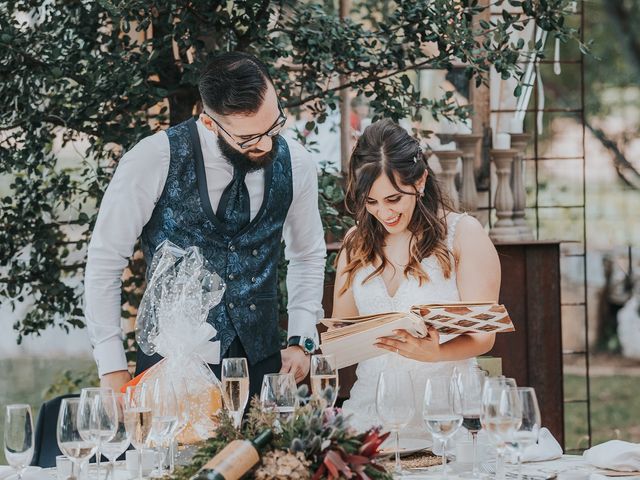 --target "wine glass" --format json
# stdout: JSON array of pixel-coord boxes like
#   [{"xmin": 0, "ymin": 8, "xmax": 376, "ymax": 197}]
[
  {"xmin": 169, "ymin": 379, "xmax": 191, "ymax": 473},
  {"xmin": 506, "ymin": 387, "xmax": 541, "ymax": 480},
  {"xmin": 310, "ymin": 354, "xmax": 339, "ymax": 408},
  {"xmin": 149, "ymin": 378, "xmax": 179, "ymax": 478},
  {"xmin": 458, "ymin": 367, "xmax": 487, "ymax": 479},
  {"xmin": 4, "ymin": 404, "xmax": 34, "ymax": 480},
  {"xmin": 481, "ymin": 377, "xmax": 522, "ymax": 480},
  {"xmin": 78, "ymin": 387, "xmax": 117, "ymax": 479},
  {"xmin": 100, "ymin": 392, "xmax": 131, "ymax": 480},
  {"xmin": 375, "ymin": 370, "xmax": 415, "ymax": 477},
  {"xmin": 423, "ymin": 375, "xmax": 463, "ymax": 479},
  {"xmin": 259, "ymin": 373, "xmax": 298, "ymax": 424},
  {"xmin": 124, "ymin": 383, "xmax": 153, "ymax": 480},
  {"xmin": 221, "ymin": 357, "xmax": 250, "ymax": 428},
  {"xmin": 57, "ymin": 398, "xmax": 98, "ymax": 480}
]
